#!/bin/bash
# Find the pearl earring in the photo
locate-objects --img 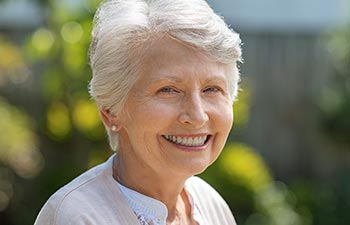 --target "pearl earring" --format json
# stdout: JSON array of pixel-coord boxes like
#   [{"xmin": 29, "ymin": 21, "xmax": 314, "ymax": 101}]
[{"xmin": 111, "ymin": 125, "xmax": 117, "ymax": 132}]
